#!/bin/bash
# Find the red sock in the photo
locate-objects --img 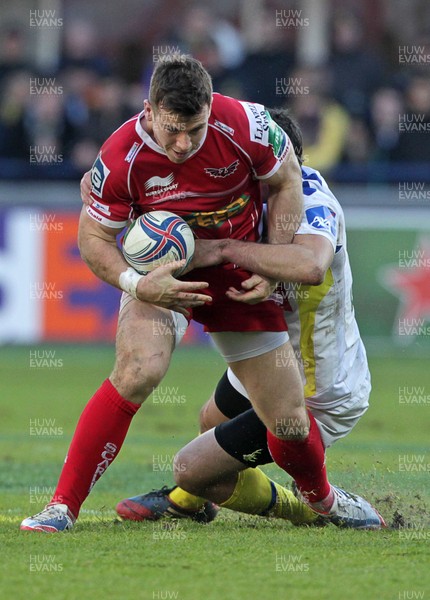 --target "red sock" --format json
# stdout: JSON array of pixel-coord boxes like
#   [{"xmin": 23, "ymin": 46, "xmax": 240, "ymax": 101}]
[
  {"xmin": 267, "ymin": 410, "xmax": 330, "ymax": 502},
  {"xmin": 51, "ymin": 379, "xmax": 140, "ymax": 518}
]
